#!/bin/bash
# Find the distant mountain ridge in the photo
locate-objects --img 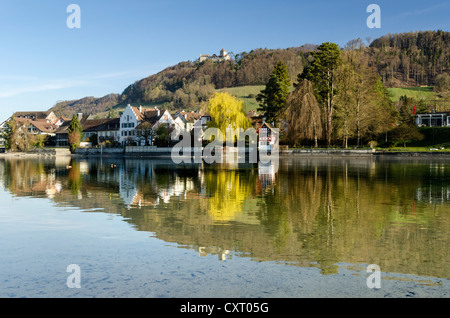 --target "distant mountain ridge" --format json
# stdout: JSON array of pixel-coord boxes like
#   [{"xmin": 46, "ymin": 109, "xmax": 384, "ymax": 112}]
[{"xmin": 48, "ymin": 30, "xmax": 449, "ymax": 119}]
